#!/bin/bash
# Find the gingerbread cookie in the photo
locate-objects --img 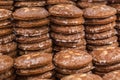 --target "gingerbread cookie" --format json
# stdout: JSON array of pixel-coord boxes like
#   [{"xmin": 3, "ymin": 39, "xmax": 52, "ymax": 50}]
[
  {"xmin": 86, "ymin": 29, "xmax": 117, "ymax": 40},
  {"xmin": 85, "ymin": 15, "xmax": 117, "ymax": 25},
  {"xmin": 91, "ymin": 47, "xmax": 120, "ymax": 66},
  {"xmin": 0, "ymin": 55, "xmax": 13, "ymax": 74},
  {"xmin": 84, "ymin": 5, "xmax": 117, "ymax": 18},
  {"xmin": 50, "ymin": 17, "xmax": 84, "ymax": 26},
  {"xmin": 54, "ymin": 49, "xmax": 92, "ymax": 69},
  {"xmin": 15, "ymin": 1, "xmax": 46, "ymax": 7},
  {"xmin": 15, "ymin": 26, "xmax": 49, "ymax": 37},
  {"xmin": 18, "ymin": 39, "xmax": 52, "ymax": 51},
  {"xmin": 61, "ymin": 73, "xmax": 102, "ymax": 80},
  {"xmin": 51, "ymin": 32, "xmax": 85, "ymax": 42},
  {"xmin": 51, "ymin": 25, "xmax": 84, "ymax": 34},
  {"xmin": 87, "ymin": 36, "xmax": 118, "ymax": 46},
  {"xmin": 15, "ymin": 18, "xmax": 50, "ymax": 28},
  {"xmin": 49, "ymin": 4, "xmax": 83, "ymax": 18},
  {"xmin": 16, "ymin": 33, "xmax": 50, "ymax": 44},
  {"xmin": 13, "ymin": 7, "xmax": 49, "ymax": 20},
  {"xmin": 14, "ymin": 53, "xmax": 52, "ymax": 69},
  {"xmin": 85, "ymin": 22, "xmax": 116, "ymax": 33}
]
